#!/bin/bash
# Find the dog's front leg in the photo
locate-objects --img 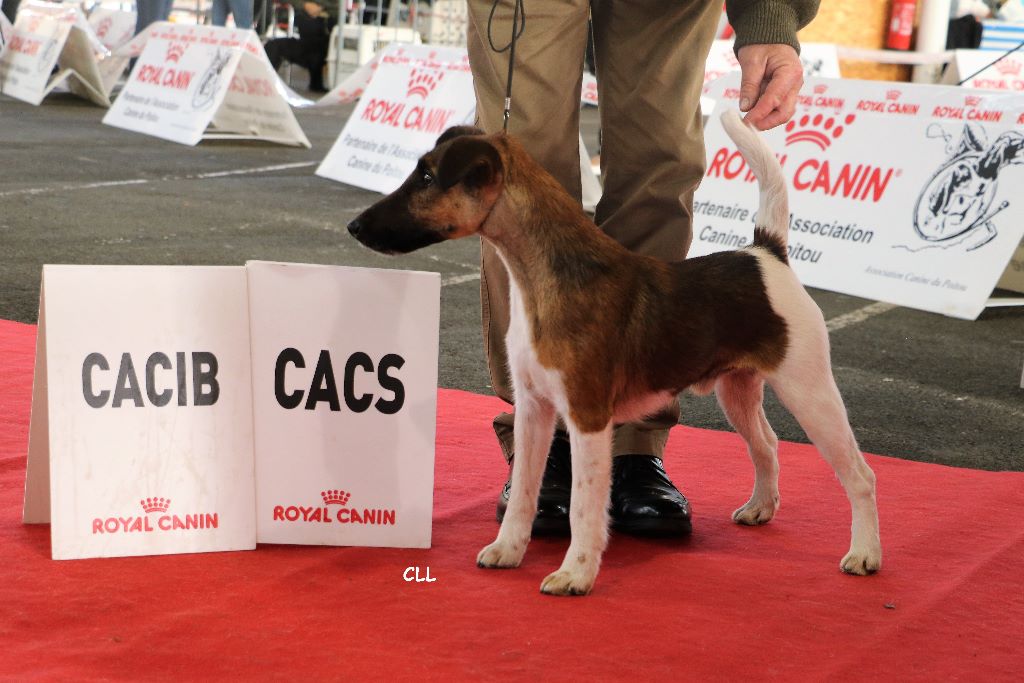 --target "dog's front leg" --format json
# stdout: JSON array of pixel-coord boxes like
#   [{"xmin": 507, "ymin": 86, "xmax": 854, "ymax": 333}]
[
  {"xmin": 540, "ymin": 420, "xmax": 612, "ymax": 596},
  {"xmin": 477, "ymin": 393, "xmax": 556, "ymax": 569}
]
